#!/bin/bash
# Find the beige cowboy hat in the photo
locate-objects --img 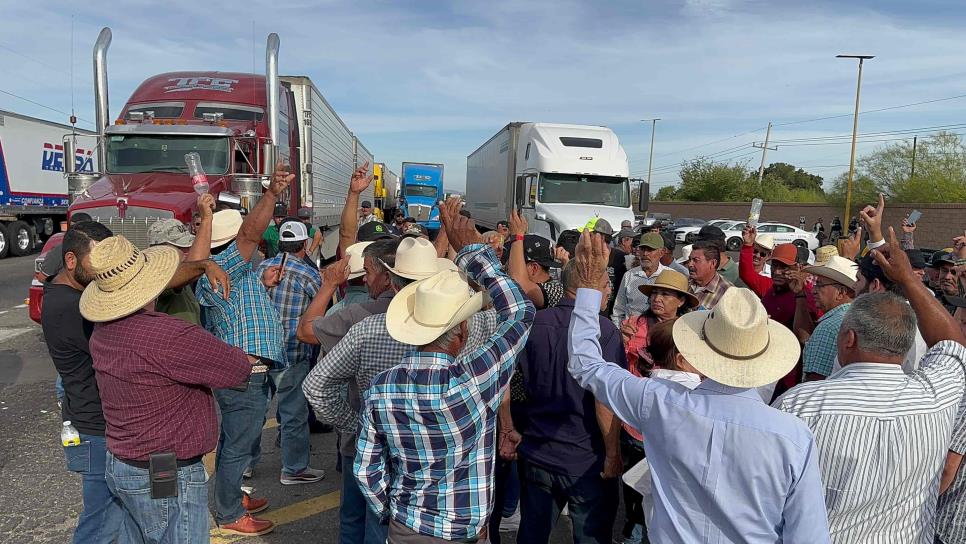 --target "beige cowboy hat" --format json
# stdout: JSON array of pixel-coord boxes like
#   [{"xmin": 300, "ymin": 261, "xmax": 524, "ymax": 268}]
[
  {"xmin": 210, "ymin": 209, "xmax": 244, "ymax": 248},
  {"xmin": 672, "ymin": 288, "xmax": 800, "ymax": 388},
  {"xmin": 384, "ymin": 237, "xmax": 457, "ymax": 280},
  {"xmin": 676, "ymin": 244, "xmax": 693, "ymax": 264},
  {"xmin": 638, "ymin": 269, "xmax": 700, "ymax": 308},
  {"xmin": 754, "ymin": 234, "xmax": 775, "ymax": 251},
  {"xmin": 814, "ymin": 245, "xmax": 839, "ymax": 266},
  {"xmin": 386, "ymin": 269, "xmax": 483, "ymax": 346},
  {"xmin": 805, "ymin": 255, "xmax": 858, "ymax": 290},
  {"xmin": 346, "ymin": 241, "xmax": 373, "ymax": 280},
  {"xmin": 79, "ymin": 235, "xmax": 181, "ymax": 323}
]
